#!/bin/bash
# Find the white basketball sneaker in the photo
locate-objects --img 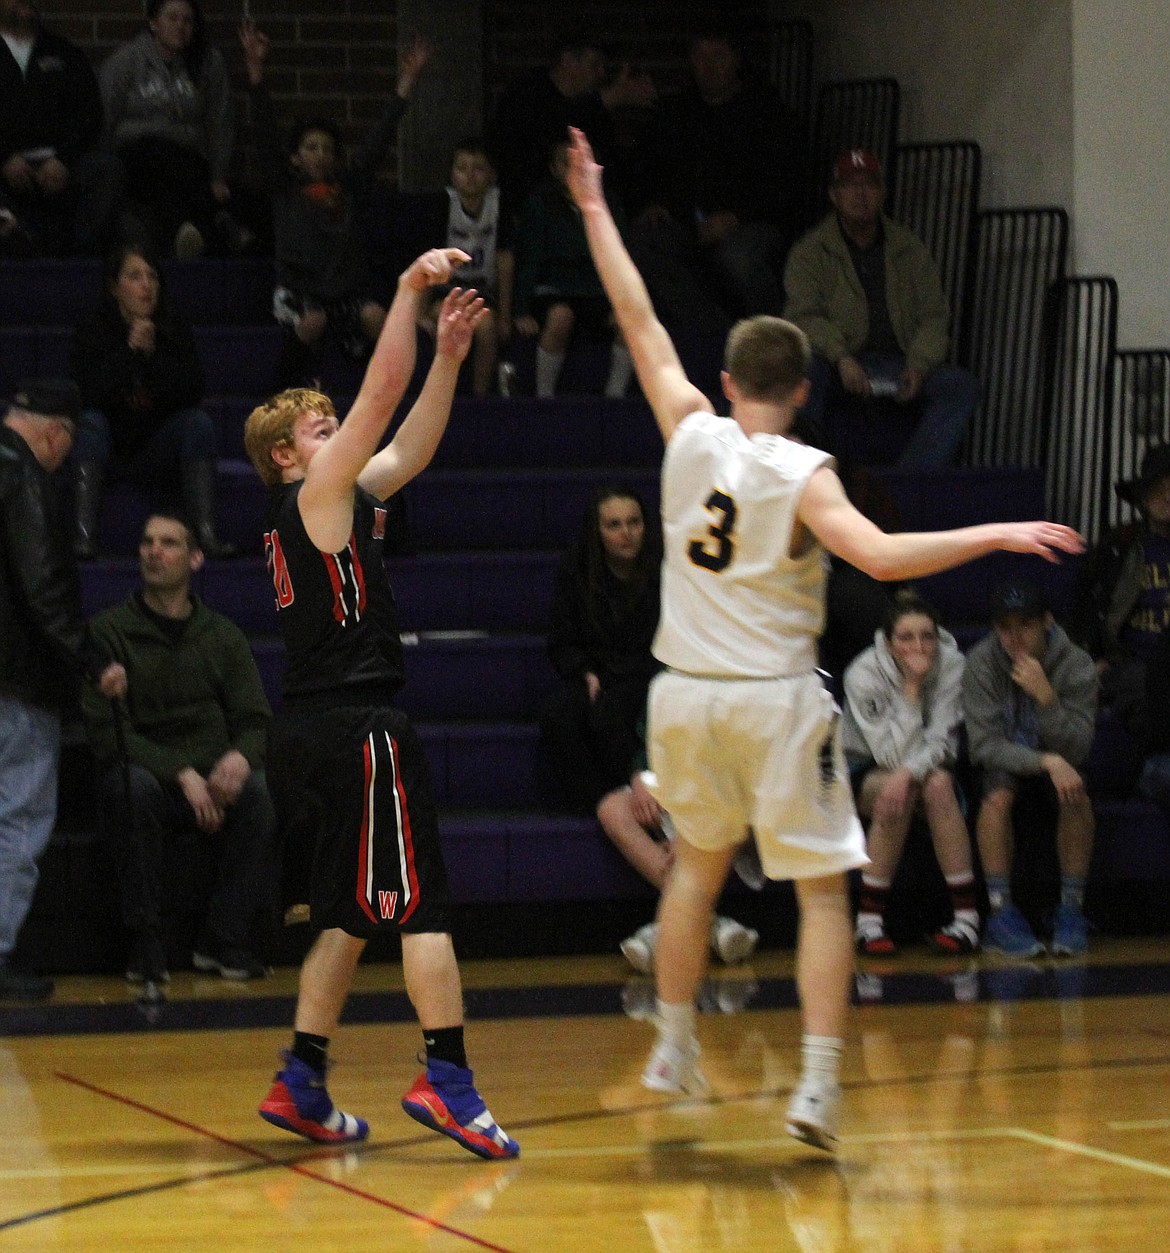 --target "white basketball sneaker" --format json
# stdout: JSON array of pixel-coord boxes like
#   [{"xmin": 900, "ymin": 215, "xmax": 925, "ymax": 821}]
[
  {"xmin": 641, "ymin": 1035, "xmax": 709, "ymax": 1096},
  {"xmin": 785, "ymin": 1079, "xmax": 841, "ymax": 1152}
]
